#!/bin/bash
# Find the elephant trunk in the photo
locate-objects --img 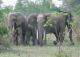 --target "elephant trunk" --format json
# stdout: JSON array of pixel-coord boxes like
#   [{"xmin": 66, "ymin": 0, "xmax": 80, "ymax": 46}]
[{"xmin": 37, "ymin": 24, "xmax": 44, "ymax": 46}]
